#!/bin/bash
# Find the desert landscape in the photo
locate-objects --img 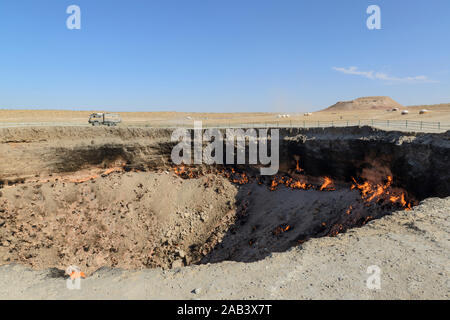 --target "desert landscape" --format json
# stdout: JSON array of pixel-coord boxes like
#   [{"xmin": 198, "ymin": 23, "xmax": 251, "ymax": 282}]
[
  {"xmin": 0, "ymin": 99, "xmax": 449, "ymax": 299},
  {"xmin": 1, "ymin": 97, "xmax": 449, "ymax": 129},
  {"xmin": 2, "ymin": 0, "xmax": 449, "ymax": 306}
]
